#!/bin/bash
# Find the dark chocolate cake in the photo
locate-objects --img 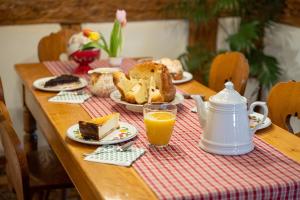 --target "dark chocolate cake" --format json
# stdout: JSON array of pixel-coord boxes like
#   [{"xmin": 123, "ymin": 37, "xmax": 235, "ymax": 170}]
[
  {"xmin": 78, "ymin": 121, "xmax": 100, "ymax": 140},
  {"xmin": 44, "ymin": 75, "xmax": 80, "ymax": 87}
]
